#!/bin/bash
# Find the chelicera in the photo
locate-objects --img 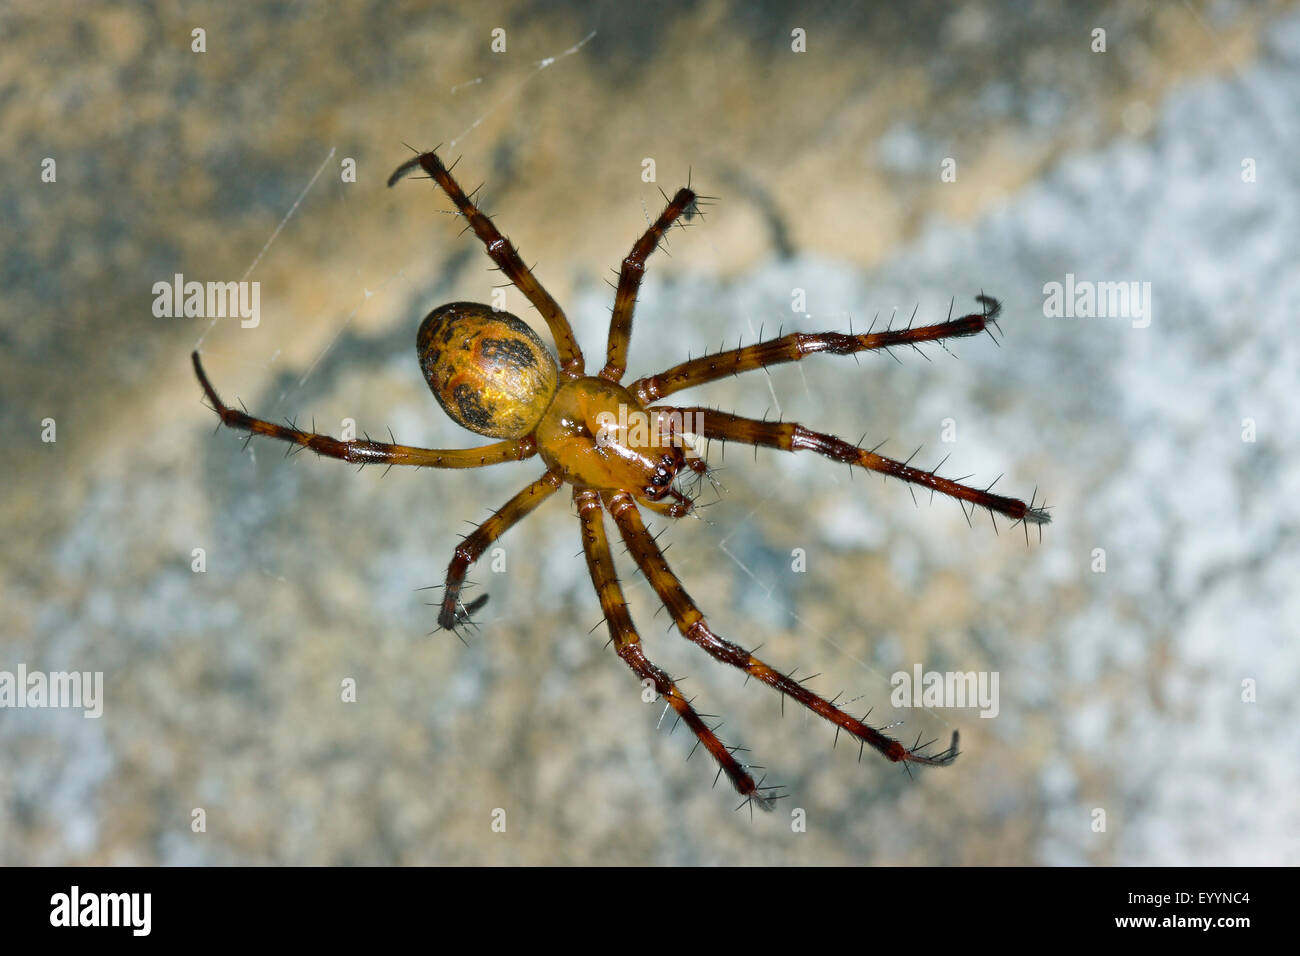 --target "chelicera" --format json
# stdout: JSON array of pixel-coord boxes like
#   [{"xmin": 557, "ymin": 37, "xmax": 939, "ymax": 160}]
[{"xmin": 192, "ymin": 147, "xmax": 1049, "ymax": 811}]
